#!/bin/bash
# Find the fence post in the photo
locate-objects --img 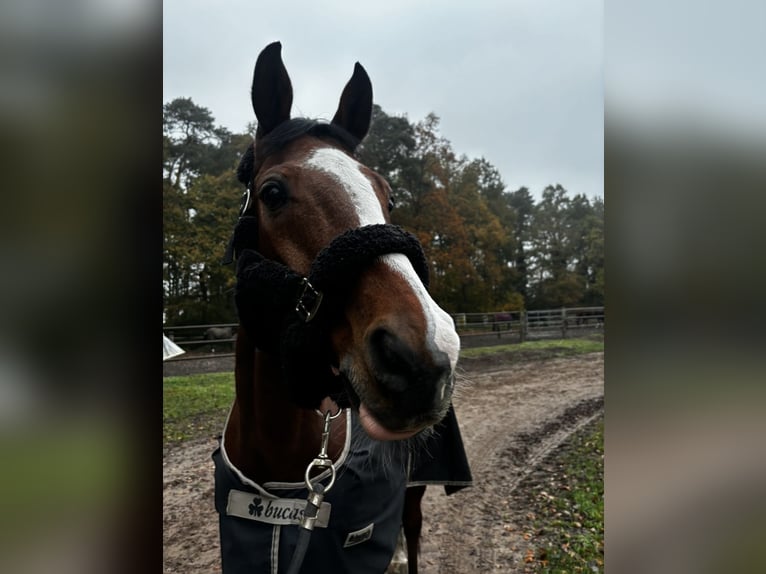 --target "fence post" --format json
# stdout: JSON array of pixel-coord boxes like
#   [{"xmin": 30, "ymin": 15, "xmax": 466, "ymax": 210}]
[
  {"xmin": 520, "ymin": 311, "xmax": 527, "ymax": 343},
  {"xmin": 561, "ymin": 307, "xmax": 568, "ymax": 338}
]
